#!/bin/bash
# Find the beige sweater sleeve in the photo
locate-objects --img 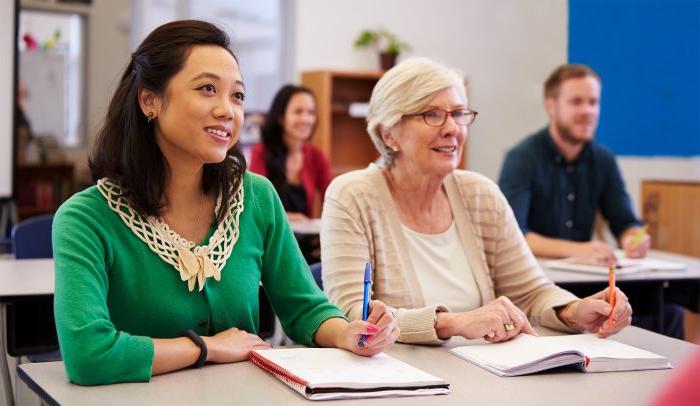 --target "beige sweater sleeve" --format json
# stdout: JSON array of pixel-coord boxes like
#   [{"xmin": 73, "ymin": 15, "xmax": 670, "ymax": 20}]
[
  {"xmin": 321, "ymin": 187, "xmax": 447, "ymax": 344},
  {"xmin": 486, "ymin": 182, "xmax": 580, "ymax": 332}
]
